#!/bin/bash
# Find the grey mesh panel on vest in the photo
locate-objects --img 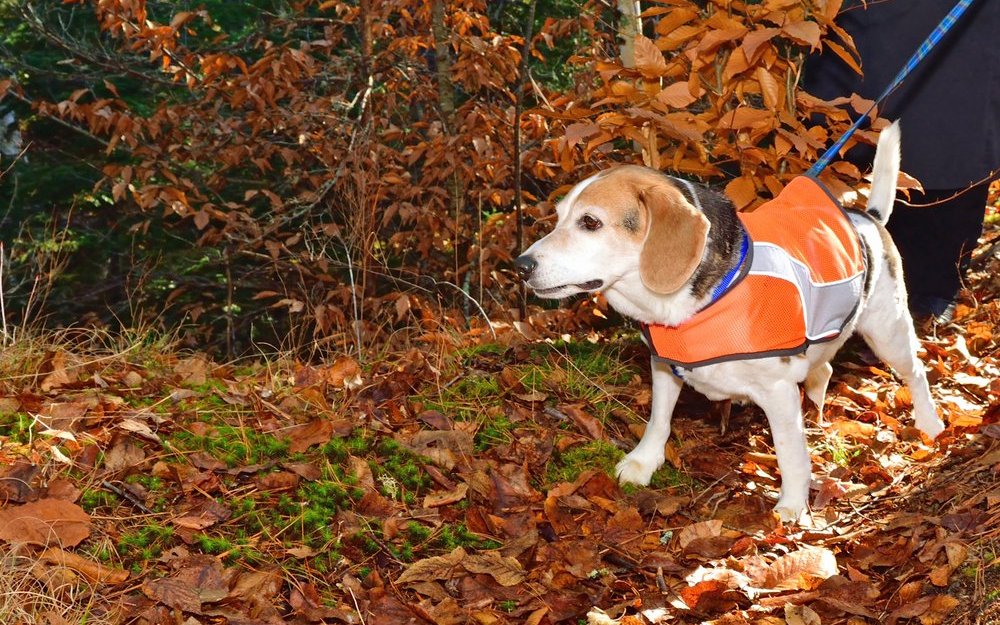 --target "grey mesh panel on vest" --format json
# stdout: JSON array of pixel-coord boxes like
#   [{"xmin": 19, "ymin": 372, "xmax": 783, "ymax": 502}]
[{"xmin": 749, "ymin": 242, "xmax": 865, "ymax": 341}]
